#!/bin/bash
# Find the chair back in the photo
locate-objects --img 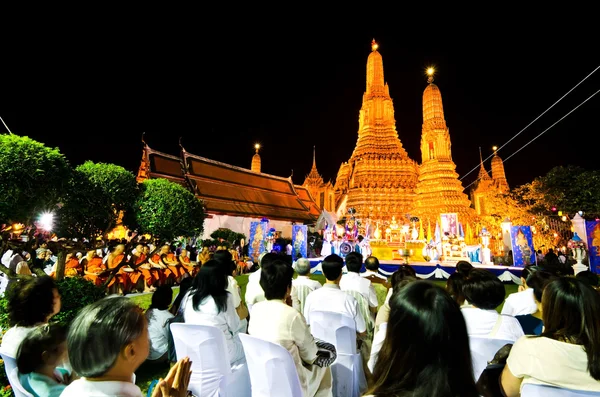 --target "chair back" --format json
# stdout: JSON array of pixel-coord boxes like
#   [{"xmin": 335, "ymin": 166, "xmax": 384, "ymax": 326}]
[
  {"xmin": 293, "ymin": 284, "xmax": 312, "ymax": 314},
  {"xmin": 238, "ymin": 333, "xmax": 302, "ymax": 397},
  {"xmin": 0, "ymin": 351, "xmax": 17, "ymax": 380},
  {"xmin": 469, "ymin": 336, "xmax": 513, "ymax": 381},
  {"xmin": 308, "ymin": 310, "xmax": 356, "ymax": 355},
  {"xmin": 170, "ymin": 323, "xmax": 233, "ymax": 396},
  {"xmin": 521, "ymin": 383, "xmax": 600, "ymax": 396}
]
